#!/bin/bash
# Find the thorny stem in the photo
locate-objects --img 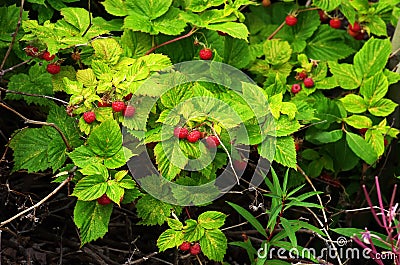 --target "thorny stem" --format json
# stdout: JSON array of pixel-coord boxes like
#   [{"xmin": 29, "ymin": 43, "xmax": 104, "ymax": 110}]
[
  {"xmin": 145, "ymin": 27, "xmax": 198, "ymax": 55},
  {"xmin": 0, "ymin": 170, "xmax": 73, "ymax": 227},
  {"xmin": 0, "ymin": 102, "xmax": 73, "ymax": 151},
  {"xmin": 0, "ymin": 0, "xmax": 25, "ymax": 72},
  {"xmin": 0, "ymin": 86, "xmax": 69, "ymax": 105}
]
